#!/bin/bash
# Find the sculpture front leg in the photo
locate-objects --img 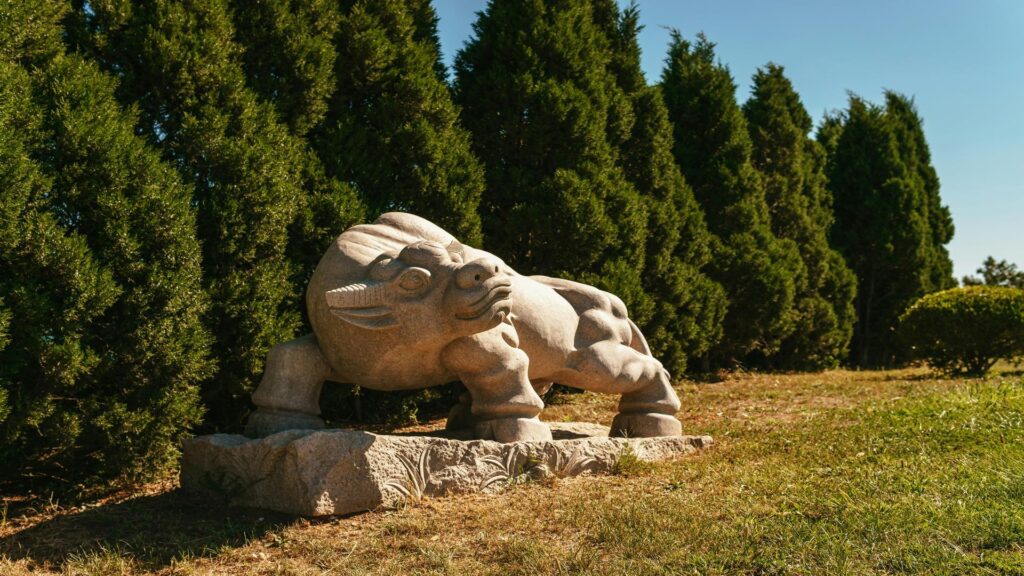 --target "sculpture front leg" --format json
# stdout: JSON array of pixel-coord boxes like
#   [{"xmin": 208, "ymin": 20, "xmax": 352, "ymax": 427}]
[
  {"xmin": 441, "ymin": 326, "xmax": 552, "ymax": 443},
  {"xmin": 445, "ymin": 380, "xmax": 552, "ymax": 432},
  {"xmin": 245, "ymin": 334, "xmax": 330, "ymax": 437}
]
